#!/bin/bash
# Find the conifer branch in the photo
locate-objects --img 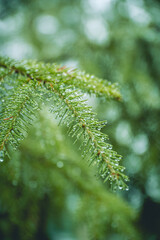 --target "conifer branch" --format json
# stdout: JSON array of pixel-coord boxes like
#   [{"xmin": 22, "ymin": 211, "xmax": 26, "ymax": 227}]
[
  {"xmin": 0, "ymin": 56, "xmax": 128, "ymax": 190},
  {"xmin": 0, "ymin": 56, "xmax": 121, "ymax": 100},
  {"xmin": 0, "ymin": 83, "xmax": 39, "ymax": 154},
  {"xmin": 42, "ymin": 82, "xmax": 129, "ymax": 190}
]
